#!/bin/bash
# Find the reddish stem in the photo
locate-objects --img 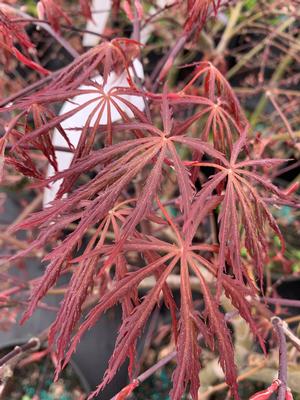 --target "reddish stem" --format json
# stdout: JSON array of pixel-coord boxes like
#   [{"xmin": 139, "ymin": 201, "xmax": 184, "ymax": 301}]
[{"xmin": 272, "ymin": 317, "xmax": 288, "ymax": 400}]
